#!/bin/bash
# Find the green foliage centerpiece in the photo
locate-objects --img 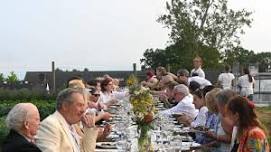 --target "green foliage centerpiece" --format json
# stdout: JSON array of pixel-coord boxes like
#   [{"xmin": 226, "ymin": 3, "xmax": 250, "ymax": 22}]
[{"xmin": 126, "ymin": 74, "xmax": 156, "ymax": 152}]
